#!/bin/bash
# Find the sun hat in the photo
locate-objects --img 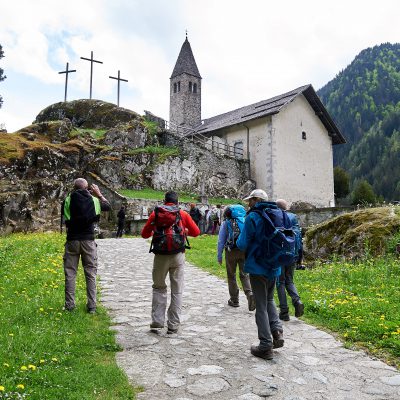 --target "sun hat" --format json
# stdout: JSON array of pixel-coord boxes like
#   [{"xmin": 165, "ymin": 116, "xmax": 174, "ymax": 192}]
[{"xmin": 242, "ymin": 189, "xmax": 269, "ymax": 202}]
